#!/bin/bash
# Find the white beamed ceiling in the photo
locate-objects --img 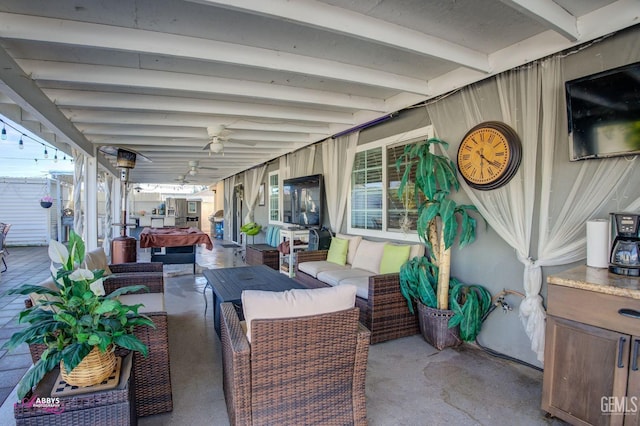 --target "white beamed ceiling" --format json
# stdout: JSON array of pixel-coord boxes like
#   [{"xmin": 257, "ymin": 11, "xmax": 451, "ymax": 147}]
[{"xmin": 0, "ymin": 0, "xmax": 638, "ymax": 184}]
